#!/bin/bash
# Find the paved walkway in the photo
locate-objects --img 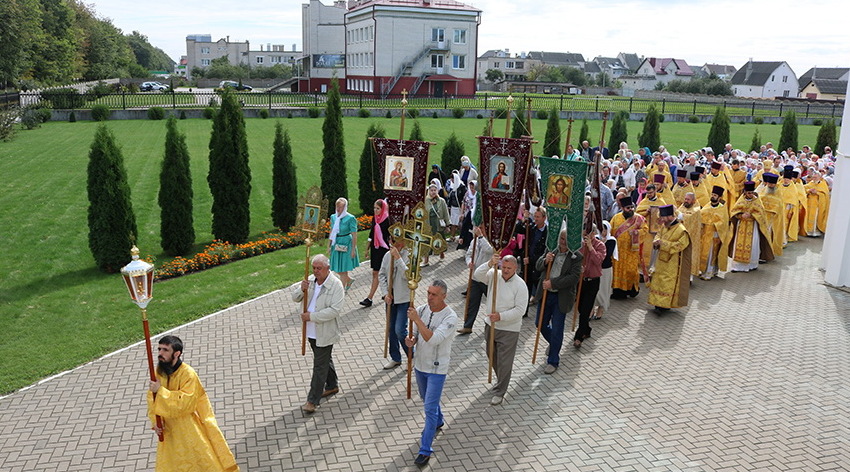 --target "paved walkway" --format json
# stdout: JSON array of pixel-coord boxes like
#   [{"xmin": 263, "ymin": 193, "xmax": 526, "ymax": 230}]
[{"xmin": 2, "ymin": 237, "xmax": 849, "ymax": 471}]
